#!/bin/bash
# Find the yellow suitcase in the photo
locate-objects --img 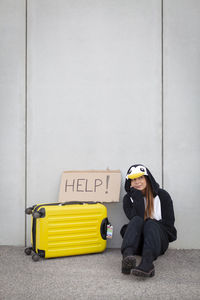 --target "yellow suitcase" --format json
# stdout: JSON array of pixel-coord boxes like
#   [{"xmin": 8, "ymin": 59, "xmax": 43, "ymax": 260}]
[{"xmin": 25, "ymin": 202, "xmax": 108, "ymax": 261}]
